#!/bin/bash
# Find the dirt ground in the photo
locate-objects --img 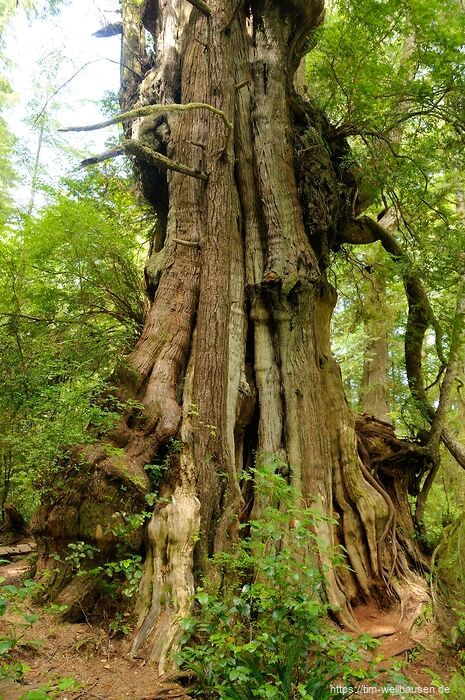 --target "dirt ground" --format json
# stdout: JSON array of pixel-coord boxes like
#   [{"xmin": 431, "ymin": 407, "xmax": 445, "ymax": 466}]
[
  {"xmin": 0, "ymin": 556, "xmax": 460, "ymax": 700},
  {"xmin": 0, "ymin": 557, "xmax": 190, "ymax": 700}
]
